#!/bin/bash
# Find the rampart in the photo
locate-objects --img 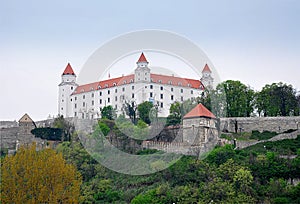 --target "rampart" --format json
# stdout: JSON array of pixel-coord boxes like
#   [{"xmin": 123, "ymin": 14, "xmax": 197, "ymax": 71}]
[{"xmin": 220, "ymin": 116, "xmax": 300, "ymax": 133}]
